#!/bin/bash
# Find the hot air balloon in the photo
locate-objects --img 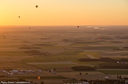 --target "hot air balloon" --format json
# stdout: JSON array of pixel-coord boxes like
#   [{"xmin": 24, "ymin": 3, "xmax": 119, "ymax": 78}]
[
  {"xmin": 36, "ymin": 5, "xmax": 38, "ymax": 8},
  {"xmin": 37, "ymin": 76, "xmax": 40, "ymax": 80}
]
